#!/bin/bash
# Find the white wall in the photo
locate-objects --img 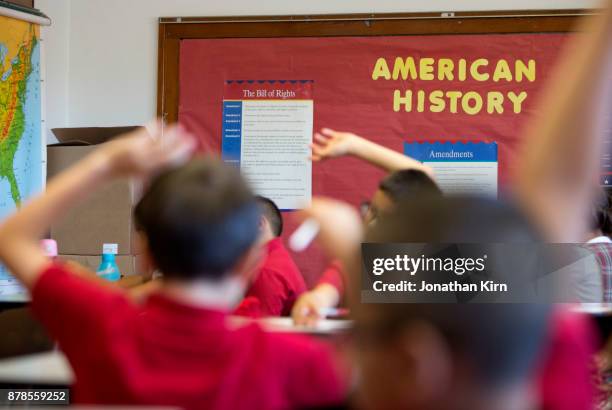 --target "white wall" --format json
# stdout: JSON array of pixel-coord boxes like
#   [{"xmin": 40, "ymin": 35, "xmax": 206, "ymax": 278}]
[
  {"xmin": 37, "ymin": 0, "xmax": 598, "ymax": 141},
  {"xmin": 37, "ymin": 0, "xmax": 69, "ymax": 142}
]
